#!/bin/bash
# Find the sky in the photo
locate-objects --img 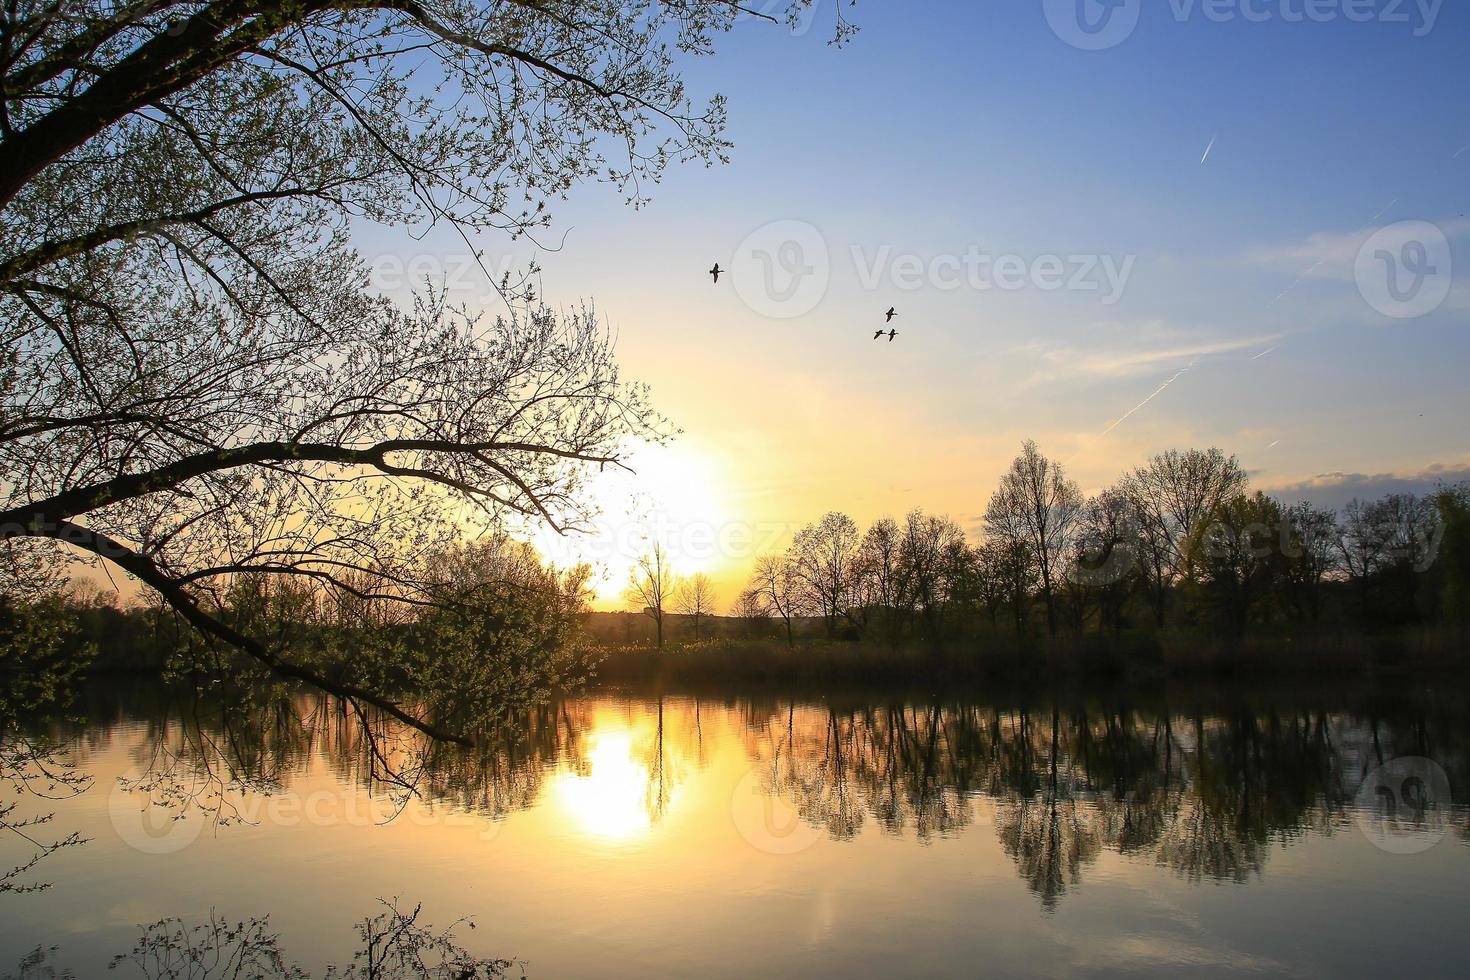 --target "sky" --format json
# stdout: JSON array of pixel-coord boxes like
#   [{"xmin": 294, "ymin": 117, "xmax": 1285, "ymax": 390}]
[{"xmin": 359, "ymin": 0, "xmax": 1470, "ymax": 609}]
